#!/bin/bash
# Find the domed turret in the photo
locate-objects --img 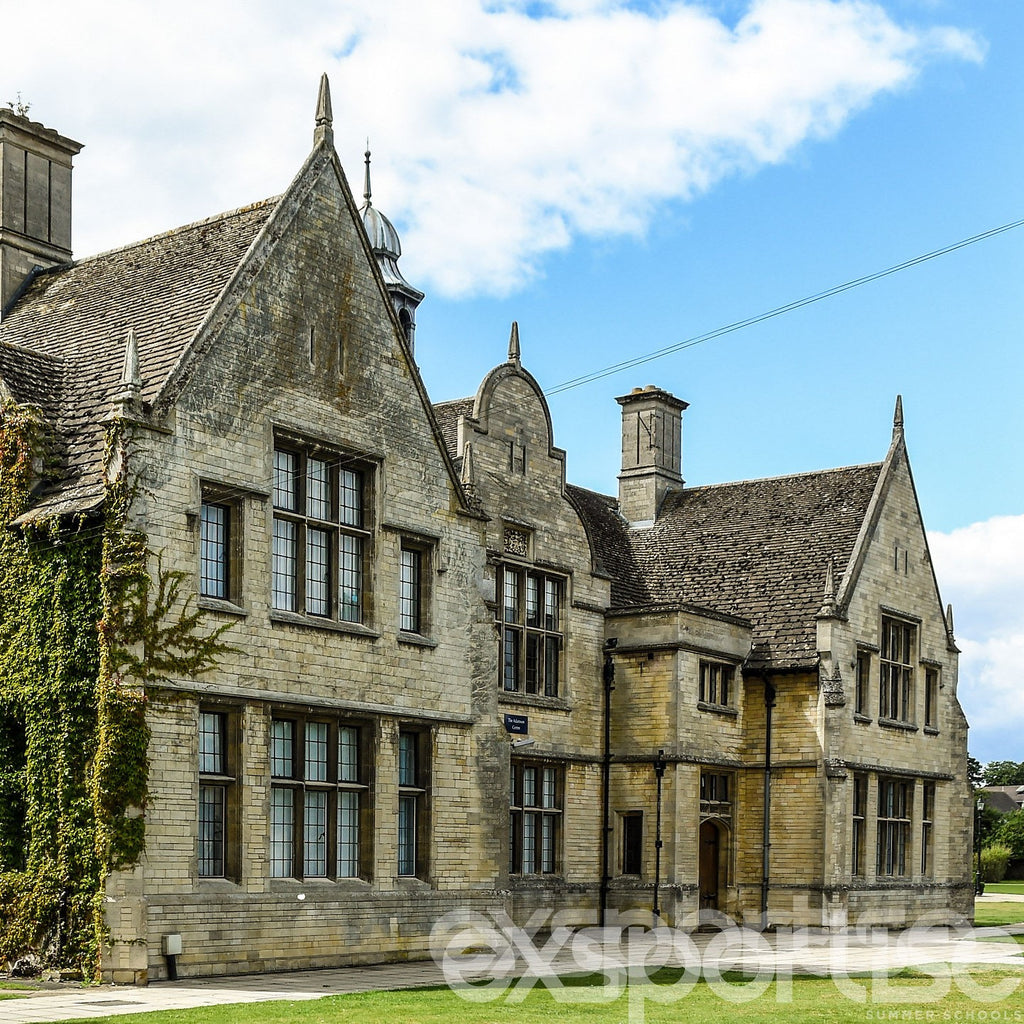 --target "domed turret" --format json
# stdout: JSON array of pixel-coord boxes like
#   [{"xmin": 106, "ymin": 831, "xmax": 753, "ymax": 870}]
[{"xmin": 358, "ymin": 149, "xmax": 424, "ymax": 352}]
